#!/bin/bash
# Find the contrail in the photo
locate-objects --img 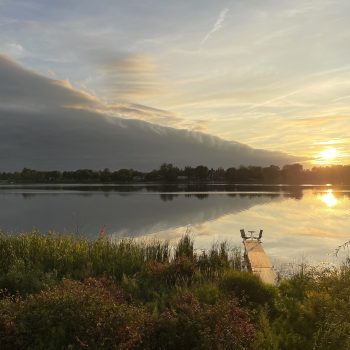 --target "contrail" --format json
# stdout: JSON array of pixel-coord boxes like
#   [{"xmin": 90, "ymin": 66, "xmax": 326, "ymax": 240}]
[{"xmin": 201, "ymin": 7, "xmax": 230, "ymax": 45}]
